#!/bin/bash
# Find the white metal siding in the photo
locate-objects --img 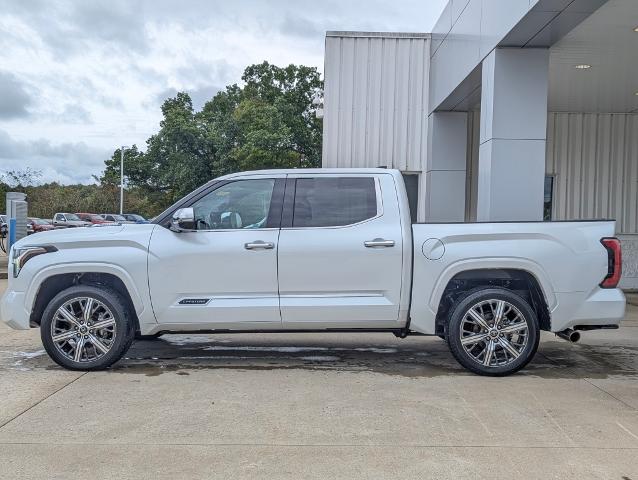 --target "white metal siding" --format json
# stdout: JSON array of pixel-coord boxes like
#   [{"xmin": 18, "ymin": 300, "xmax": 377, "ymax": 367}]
[
  {"xmin": 322, "ymin": 33, "xmax": 430, "ymax": 172},
  {"xmin": 546, "ymin": 113, "xmax": 638, "ymax": 234},
  {"xmin": 467, "ymin": 111, "xmax": 638, "ymax": 232}
]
